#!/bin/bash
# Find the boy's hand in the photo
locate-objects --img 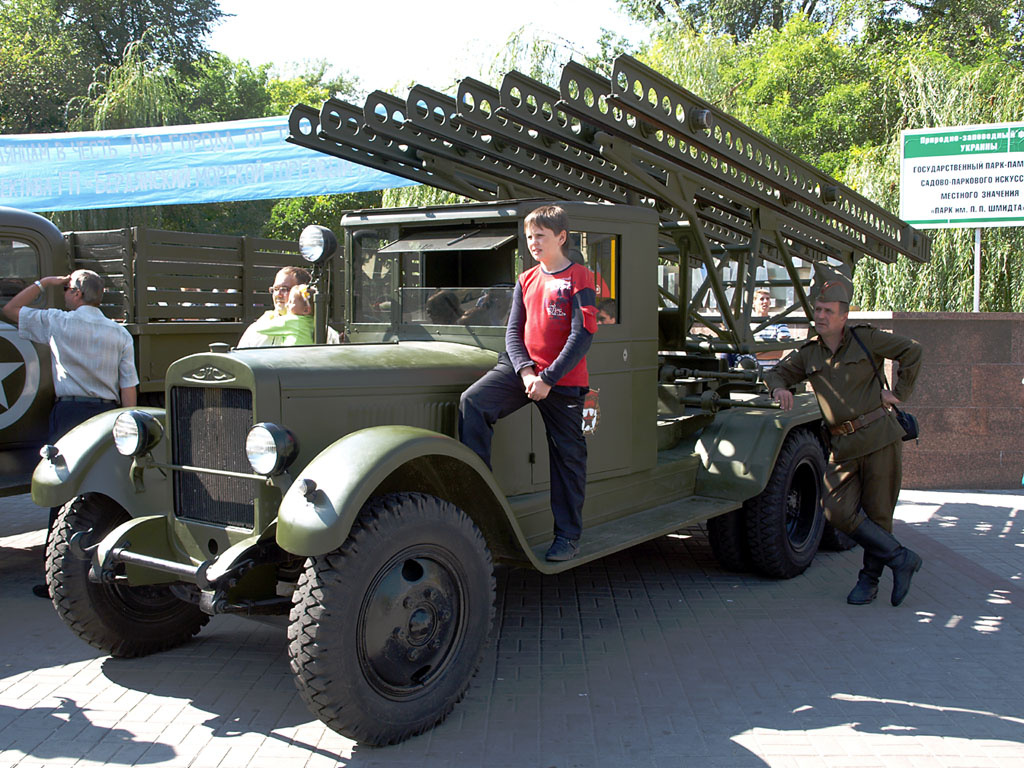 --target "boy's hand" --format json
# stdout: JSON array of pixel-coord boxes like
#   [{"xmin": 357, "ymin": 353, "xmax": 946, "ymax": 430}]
[
  {"xmin": 520, "ymin": 368, "xmax": 551, "ymax": 401},
  {"xmin": 526, "ymin": 377, "xmax": 551, "ymax": 401}
]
